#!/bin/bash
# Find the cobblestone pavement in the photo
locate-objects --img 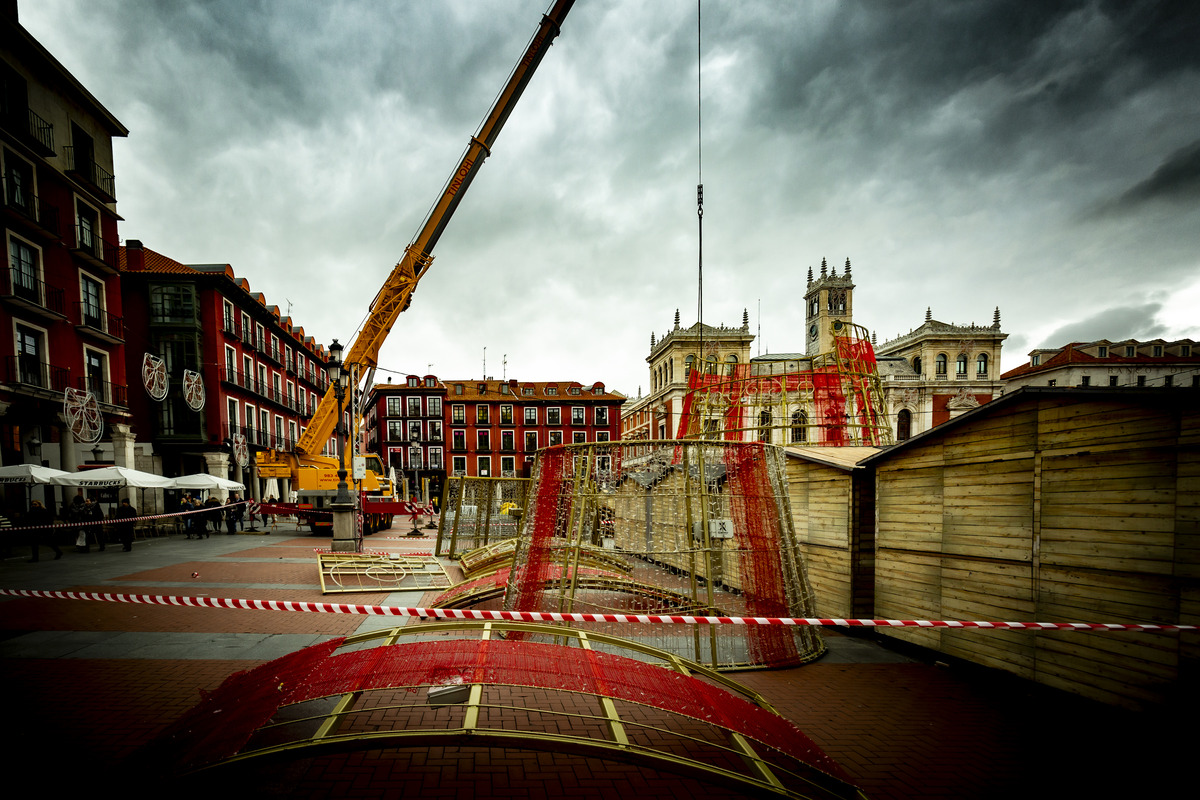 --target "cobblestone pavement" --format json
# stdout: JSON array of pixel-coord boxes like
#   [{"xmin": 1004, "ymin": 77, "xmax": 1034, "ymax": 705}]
[{"xmin": 0, "ymin": 523, "xmax": 1181, "ymax": 798}]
